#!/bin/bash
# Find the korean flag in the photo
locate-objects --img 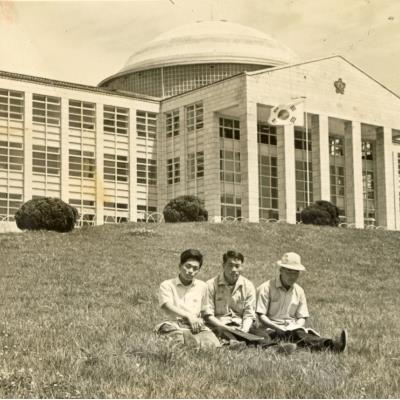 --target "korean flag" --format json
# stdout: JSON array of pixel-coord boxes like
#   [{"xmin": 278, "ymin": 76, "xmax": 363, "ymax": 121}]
[{"xmin": 268, "ymin": 100, "xmax": 305, "ymax": 126}]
